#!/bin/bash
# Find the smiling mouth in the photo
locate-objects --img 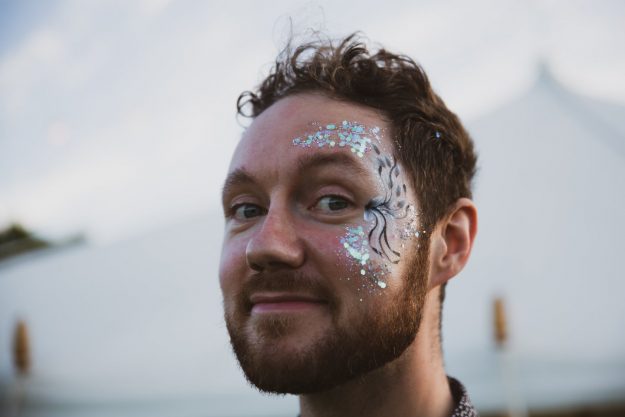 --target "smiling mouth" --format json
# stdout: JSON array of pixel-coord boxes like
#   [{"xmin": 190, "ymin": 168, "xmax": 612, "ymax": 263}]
[{"xmin": 249, "ymin": 293, "xmax": 328, "ymax": 314}]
